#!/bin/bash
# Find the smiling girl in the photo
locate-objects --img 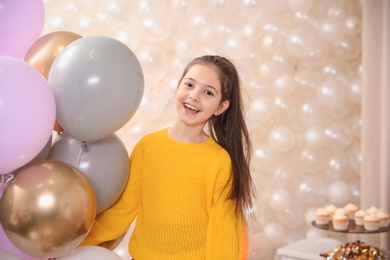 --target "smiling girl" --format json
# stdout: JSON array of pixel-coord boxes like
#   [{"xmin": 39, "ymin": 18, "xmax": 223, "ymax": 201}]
[{"xmin": 80, "ymin": 55, "xmax": 254, "ymax": 259}]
